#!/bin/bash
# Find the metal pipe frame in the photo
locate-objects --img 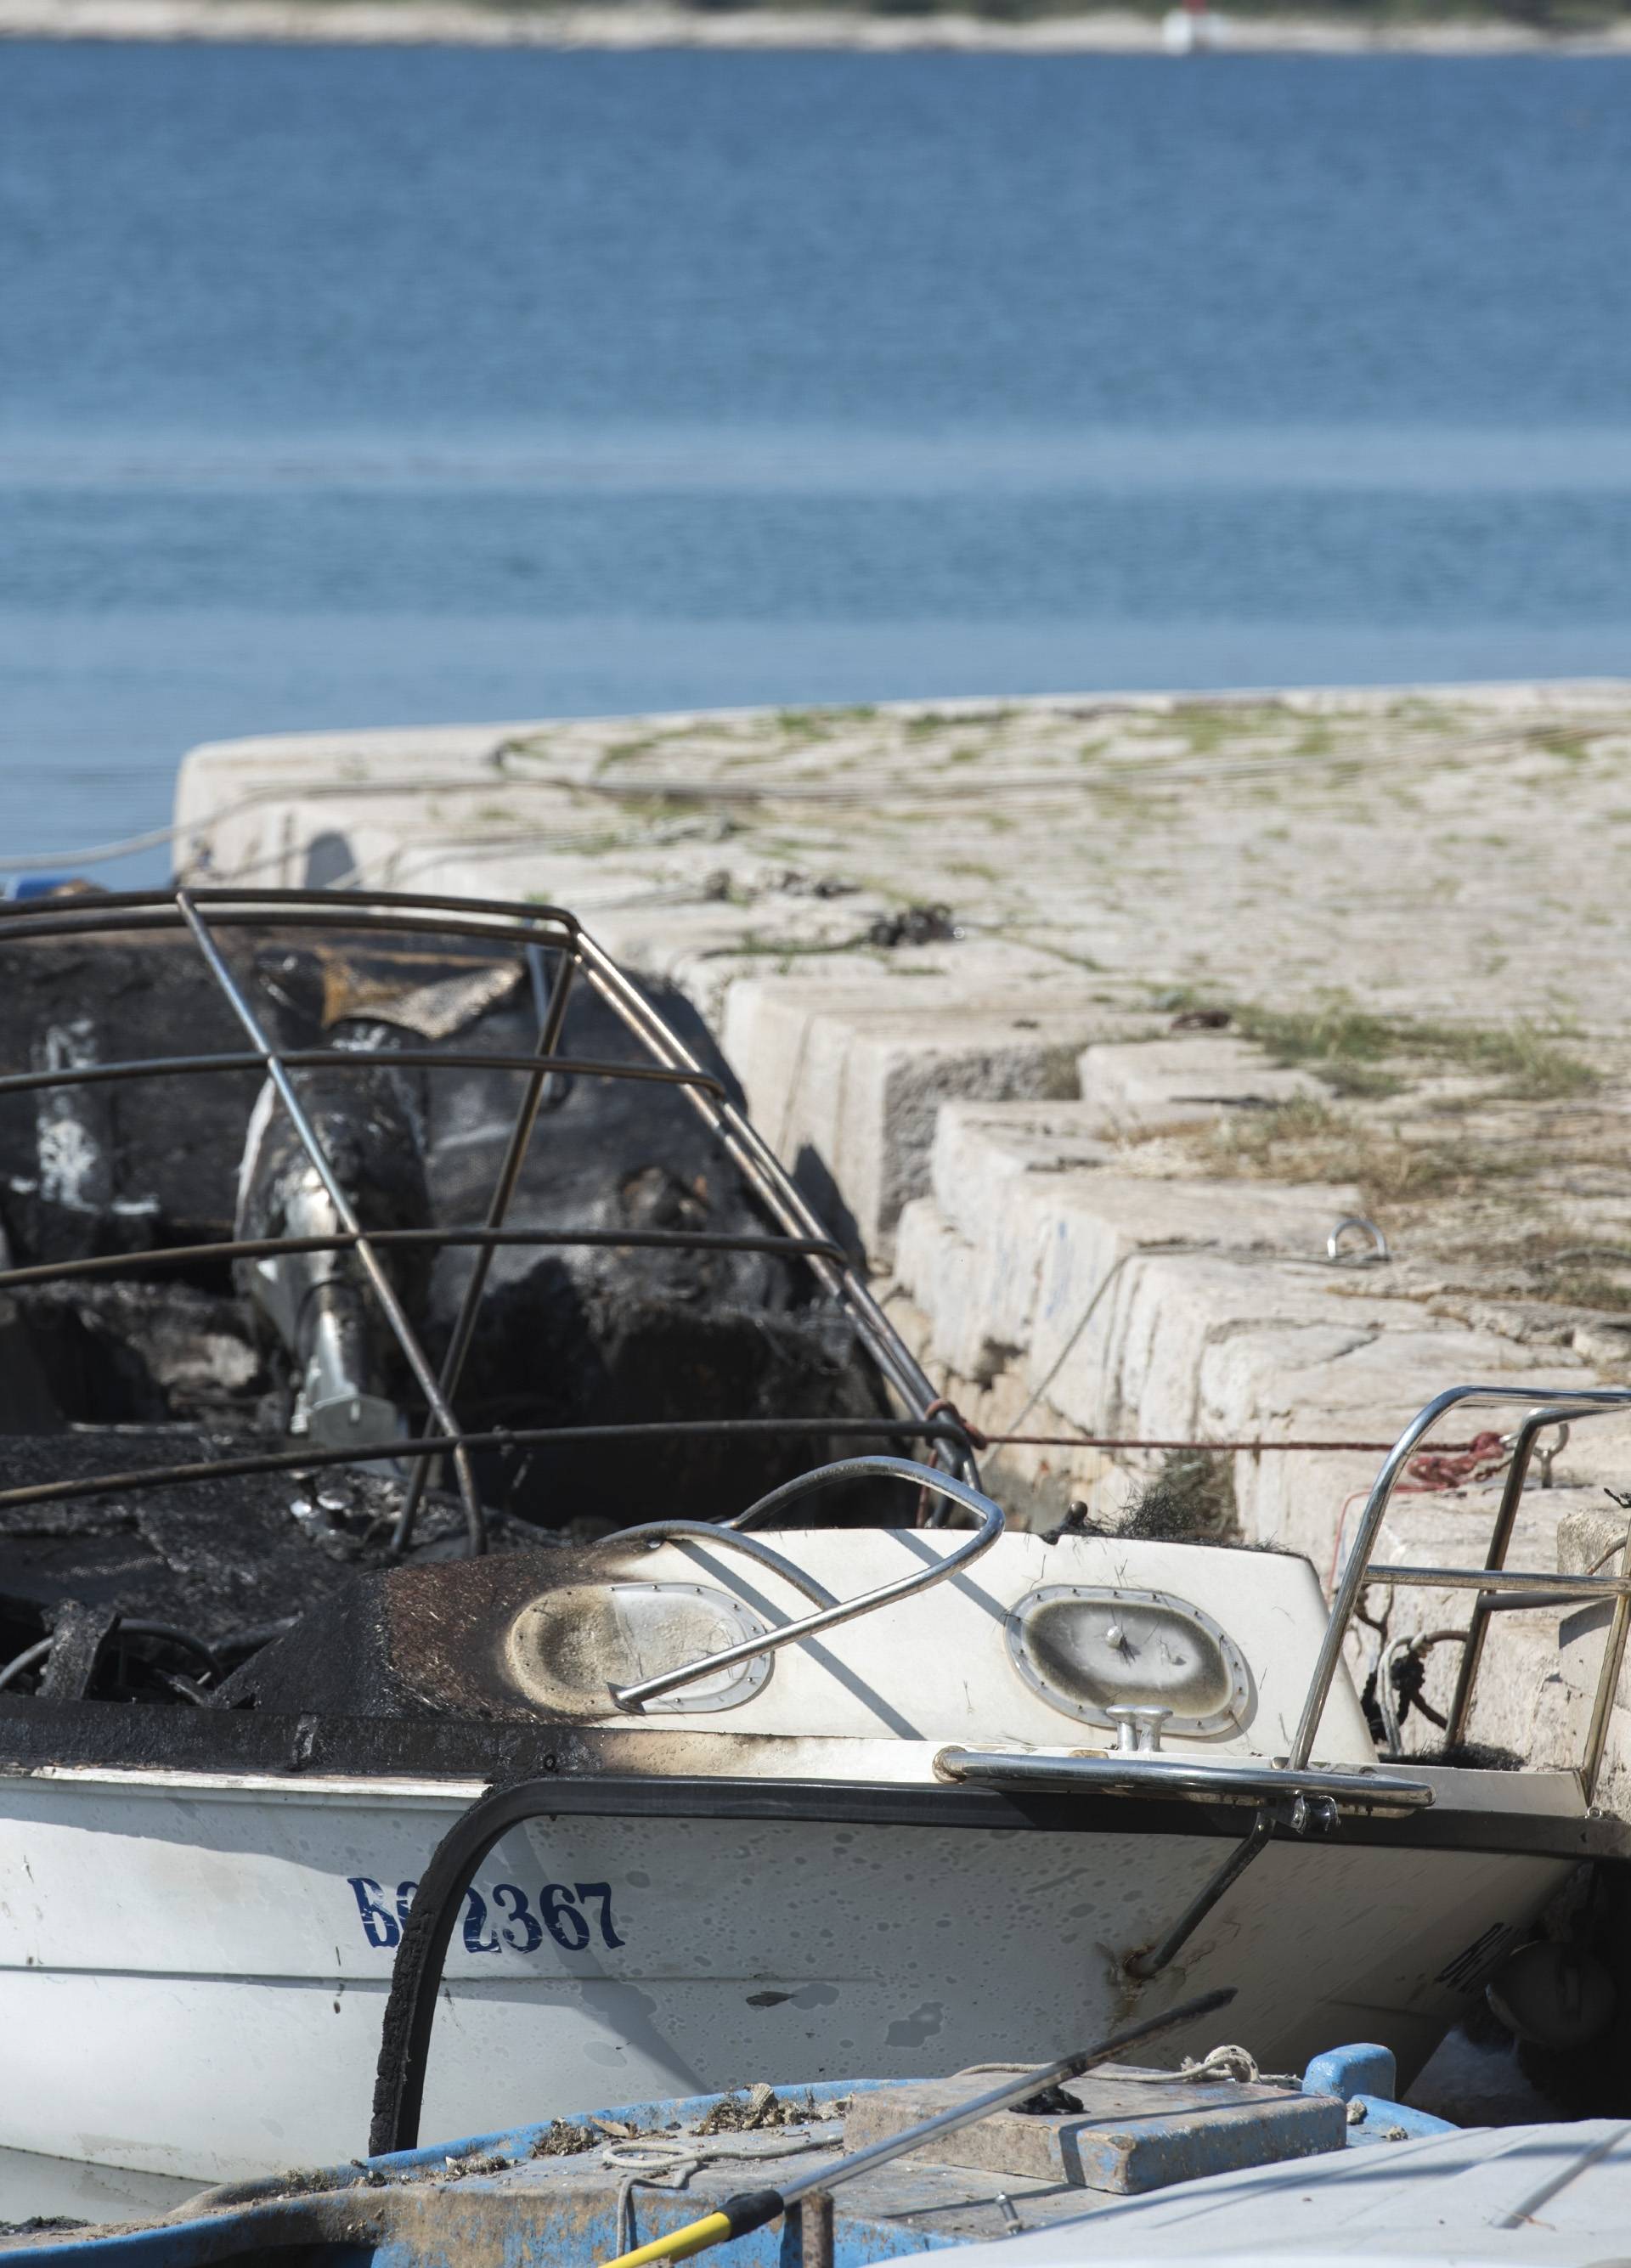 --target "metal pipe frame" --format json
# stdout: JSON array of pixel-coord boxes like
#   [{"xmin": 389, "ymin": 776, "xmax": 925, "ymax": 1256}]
[
  {"xmin": 177, "ymin": 890, "xmax": 488, "ymax": 1554},
  {"xmin": 1371, "ymin": 1565, "xmax": 1631, "ymax": 1599},
  {"xmin": 1288, "ymin": 1383, "xmax": 1631, "ymax": 1779},
  {"xmin": 1583, "ymin": 1548, "xmax": 1631, "ymax": 1803},
  {"xmin": 934, "ymin": 1746, "xmax": 1434, "ymax": 1813},
  {"xmin": 0, "ymin": 1049, "xmax": 724, "ymax": 1103},
  {"xmin": 606, "ymin": 1457, "xmax": 1005, "ymax": 1712},
  {"xmin": 390, "ymin": 942, "xmax": 576, "ymax": 1551},
  {"xmin": 0, "ymin": 882, "xmax": 581, "ymax": 937},
  {"xmin": 1123, "ymin": 1808, "xmax": 1278, "ymax": 1979},
  {"xmin": 0, "ymin": 1225, "xmax": 849, "ymax": 1297},
  {"xmin": 593, "ymin": 1517, "xmax": 841, "ymax": 1615},
  {"xmin": 1444, "ymin": 1406, "xmax": 1573, "ymax": 1747},
  {"xmin": 0, "ymin": 1417, "xmax": 967, "ymax": 1519},
  {"xmin": 0, "ymin": 887, "xmax": 947, "ymax": 1561}
]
